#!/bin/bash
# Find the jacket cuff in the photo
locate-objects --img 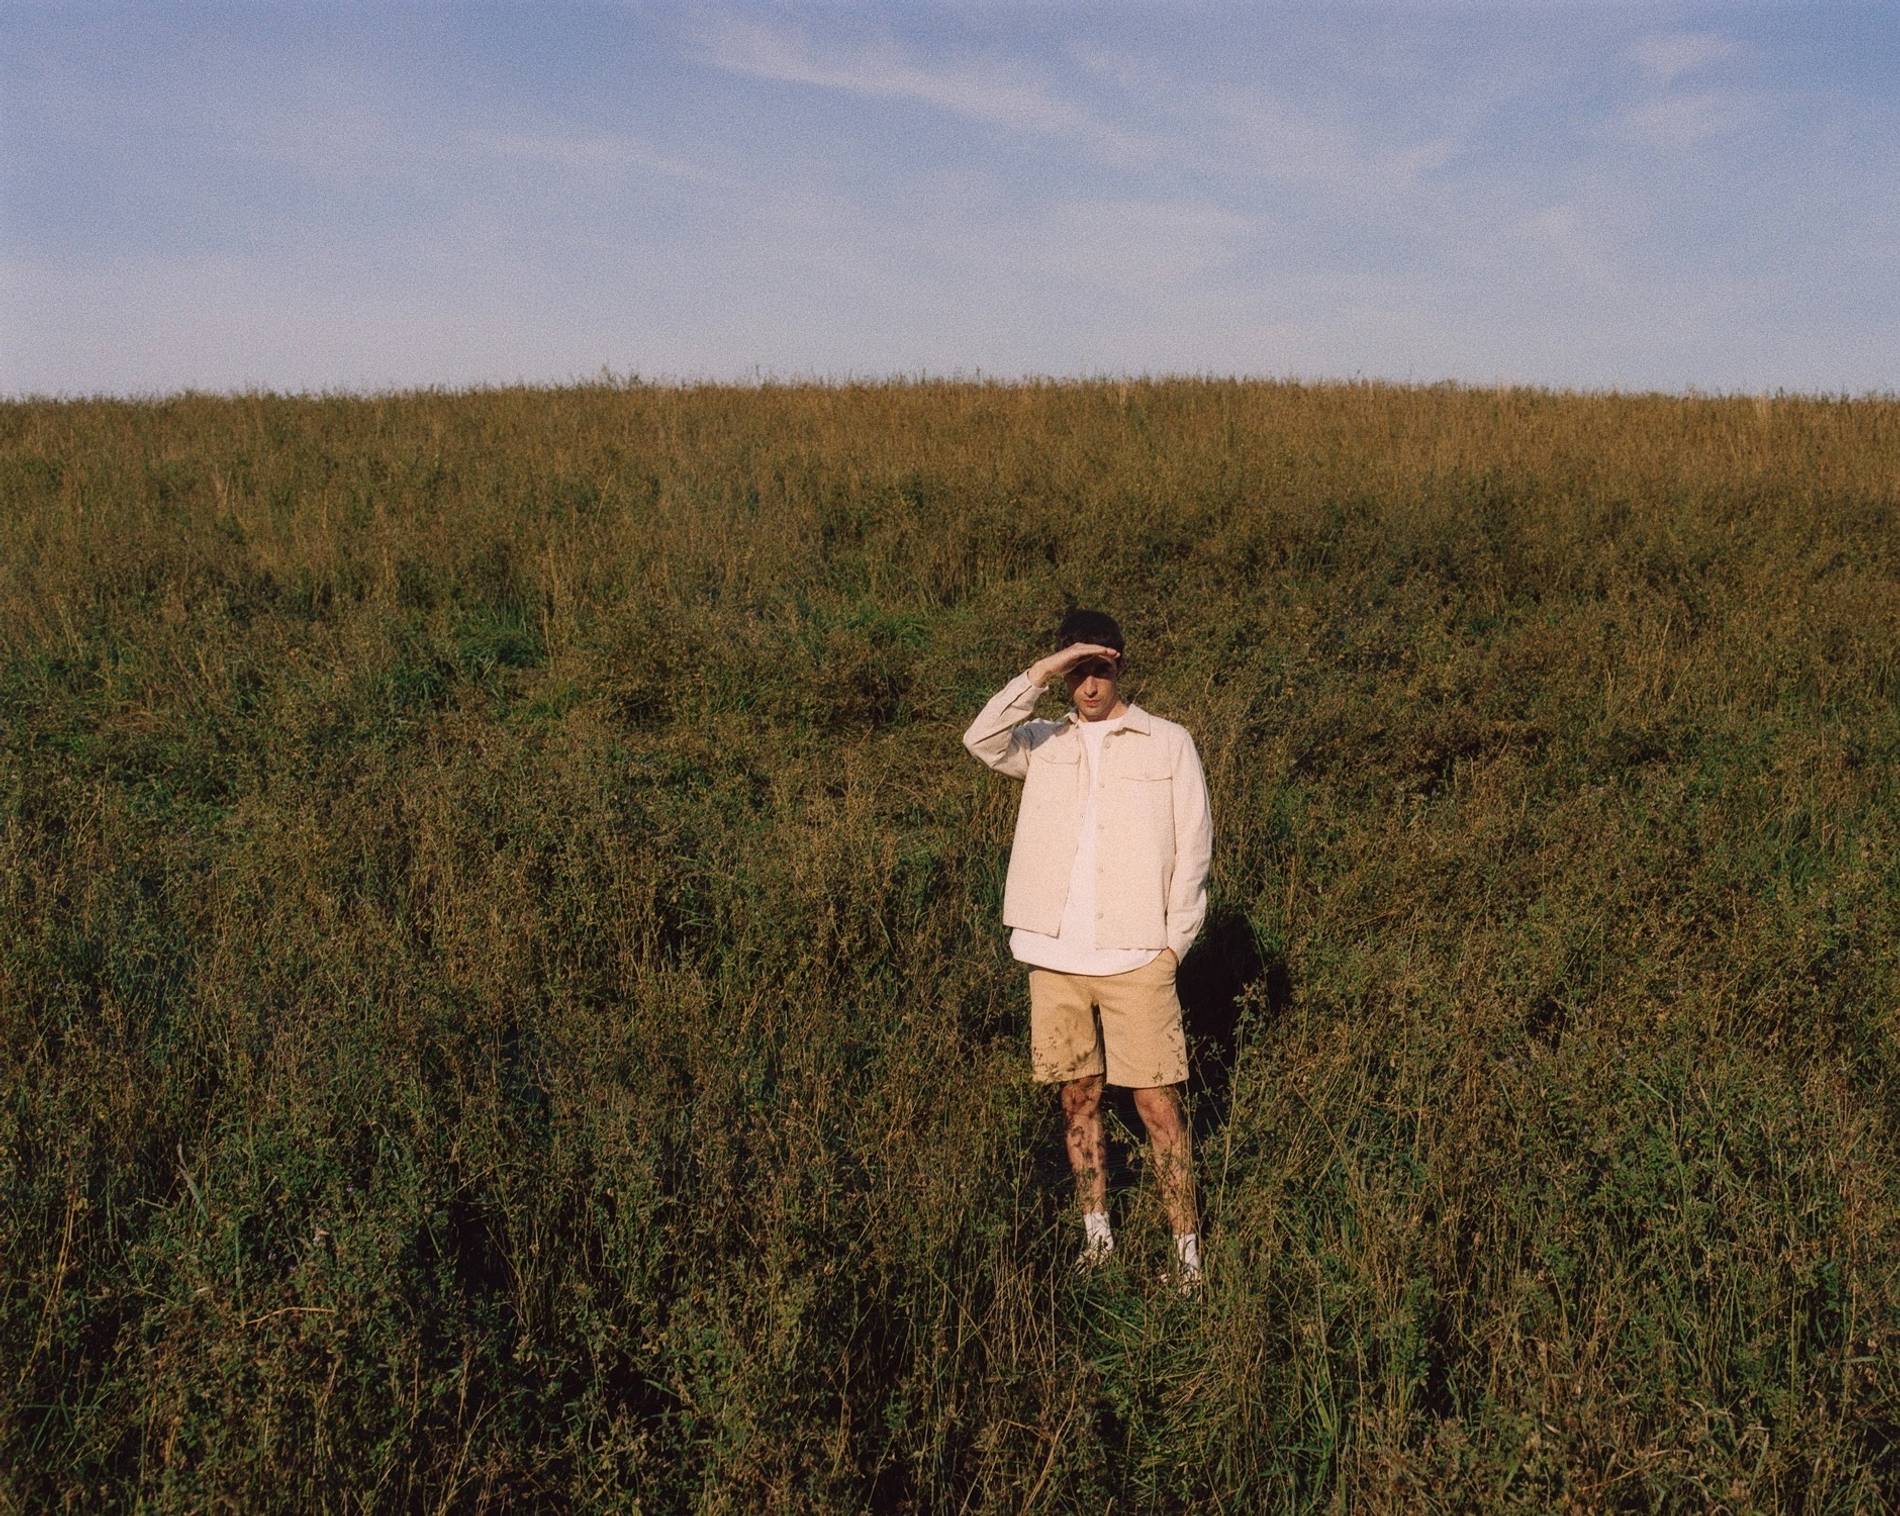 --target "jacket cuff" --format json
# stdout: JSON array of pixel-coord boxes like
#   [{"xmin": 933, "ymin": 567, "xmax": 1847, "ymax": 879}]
[{"xmin": 1003, "ymin": 671, "xmax": 1049, "ymax": 709}]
